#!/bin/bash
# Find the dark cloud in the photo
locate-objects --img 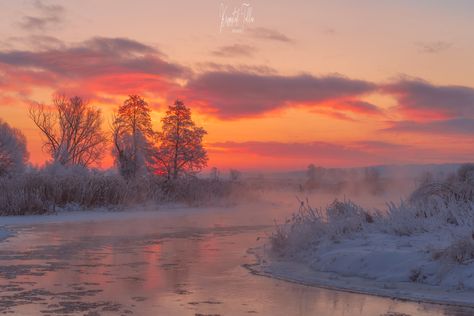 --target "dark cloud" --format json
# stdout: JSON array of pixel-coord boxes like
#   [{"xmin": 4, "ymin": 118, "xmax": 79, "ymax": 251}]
[
  {"xmin": 384, "ymin": 118, "xmax": 474, "ymax": 135},
  {"xmin": 383, "ymin": 79, "xmax": 474, "ymax": 119},
  {"xmin": 0, "ymin": 37, "xmax": 187, "ymax": 79},
  {"xmin": 248, "ymin": 27, "xmax": 293, "ymax": 43},
  {"xmin": 19, "ymin": 0, "xmax": 65, "ymax": 31},
  {"xmin": 186, "ymin": 71, "xmax": 377, "ymax": 118},
  {"xmin": 382, "ymin": 78, "xmax": 474, "ymax": 136},
  {"xmin": 416, "ymin": 41, "xmax": 452, "ymax": 54},
  {"xmin": 211, "ymin": 44, "xmax": 256, "ymax": 58}
]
